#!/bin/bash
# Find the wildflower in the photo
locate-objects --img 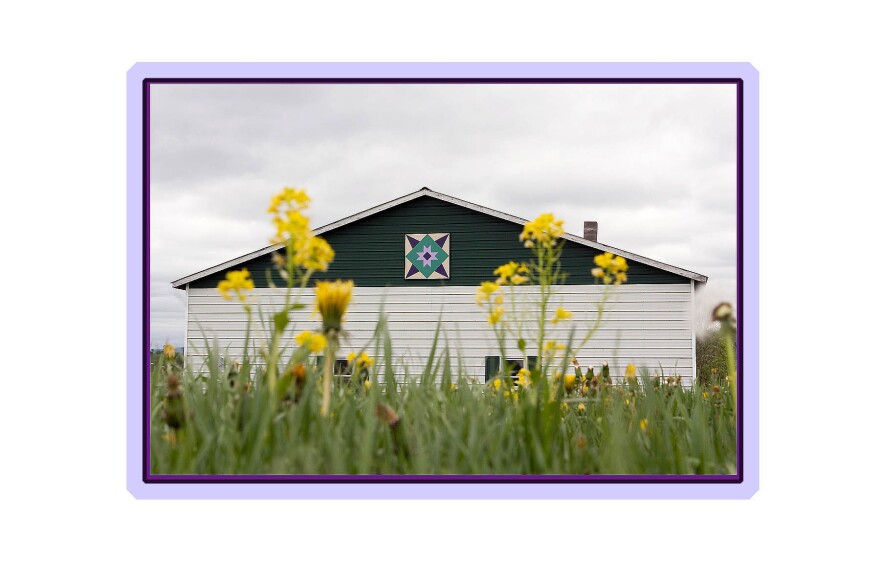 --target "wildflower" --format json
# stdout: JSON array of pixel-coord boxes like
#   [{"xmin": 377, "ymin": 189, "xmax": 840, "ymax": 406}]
[
  {"xmin": 551, "ymin": 307, "xmax": 573, "ymax": 324},
  {"xmin": 315, "ymin": 280, "xmax": 353, "ymax": 416},
  {"xmin": 564, "ymin": 374, "xmax": 577, "ymax": 392},
  {"xmin": 702, "ymin": 392, "xmax": 708, "ymax": 399},
  {"xmin": 295, "ymin": 331, "xmax": 327, "ymax": 354},
  {"xmin": 292, "ymin": 235, "xmax": 335, "ymax": 272},
  {"xmin": 561, "ymin": 402, "xmax": 570, "ymax": 412},
  {"xmin": 315, "ymin": 280, "xmax": 353, "ymax": 333},
  {"xmin": 578, "ymin": 403, "xmax": 586, "ymax": 411},
  {"xmin": 519, "ymin": 213, "xmax": 565, "ymax": 248},
  {"xmin": 163, "ymin": 343, "xmax": 176, "ymax": 360},
  {"xmin": 575, "ymin": 434, "xmax": 587, "ymax": 449},
  {"xmin": 510, "ymin": 274, "xmax": 528, "ymax": 285},
  {"xmin": 364, "ymin": 379, "xmax": 372, "ymax": 392},
  {"xmin": 625, "ymin": 363, "xmax": 637, "ymax": 381},
  {"xmin": 639, "ymin": 418, "xmax": 648, "ymax": 431},
  {"xmin": 516, "ymin": 368, "xmax": 531, "ymax": 388},
  {"xmin": 347, "ymin": 351, "xmax": 373, "ymax": 369},
  {"xmin": 593, "ymin": 251, "xmax": 628, "ymax": 285},
  {"xmin": 267, "ymin": 186, "xmax": 310, "ymax": 214},
  {"xmin": 271, "ymin": 208, "xmax": 311, "ymax": 245},
  {"xmin": 475, "ymin": 281, "xmax": 500, "ymax": 306},
  {"xmin": 494, "ymin": 261, "xmax": 520, "ymax": 284},
  {"xmin": 713, "ymin": 385, "xmax": 720, "ymax": 394},
  {"xmin": 543, "ymin": 340, "xmax": 566, "ymax": 356},
  {"xmin": 492, "ymin": 378, "xmax": 503, "ymax": 391},
  {"xmin": 217, "ymin": 268, "xmax": 255, "ymax": 302},
  {"xmin": 712, "ymin": 302, "xmax": 734, "ymax": 323},
  {"xmin": 289, "ymin": 363, "xmax": 307, "ymax": 403},
  {"xmin": 488, "ymin": 306, "xmax": 504, "ymax": 325}
]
